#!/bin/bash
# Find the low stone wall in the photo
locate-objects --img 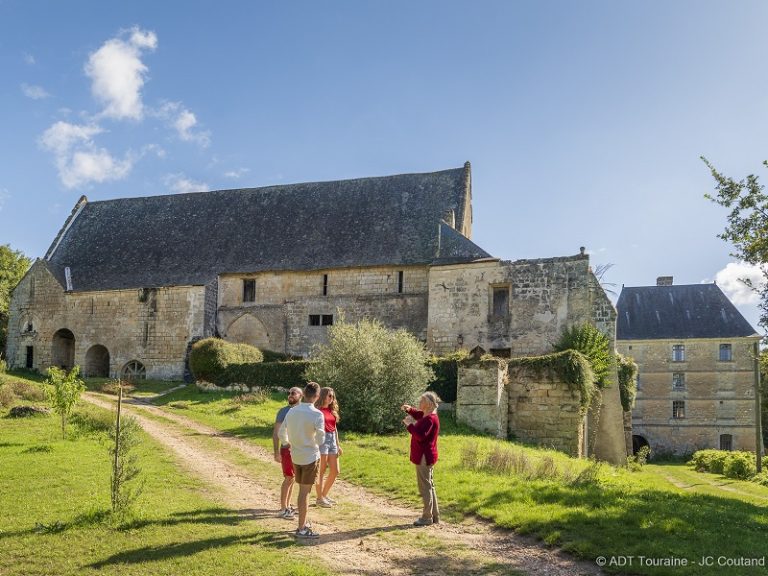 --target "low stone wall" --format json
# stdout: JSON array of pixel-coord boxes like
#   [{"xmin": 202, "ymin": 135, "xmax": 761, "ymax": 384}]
[{"xmin": 456, "ymin": 360, "xmax": 585, "ymax": 457}]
